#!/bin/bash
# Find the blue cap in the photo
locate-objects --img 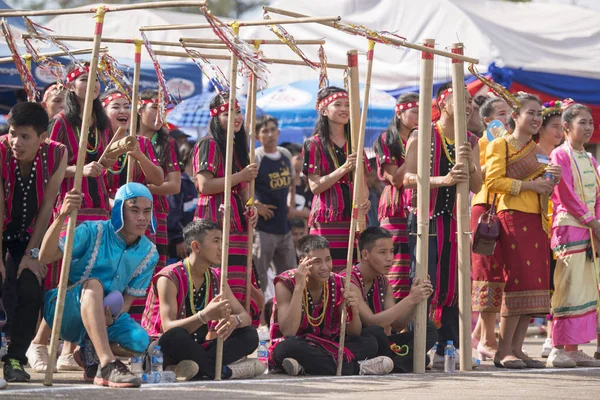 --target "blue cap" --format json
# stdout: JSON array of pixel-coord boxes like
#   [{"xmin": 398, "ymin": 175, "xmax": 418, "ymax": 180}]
[{"xmin": 111, "ymin": 182, "xmax": 156, "ymax": 234}]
